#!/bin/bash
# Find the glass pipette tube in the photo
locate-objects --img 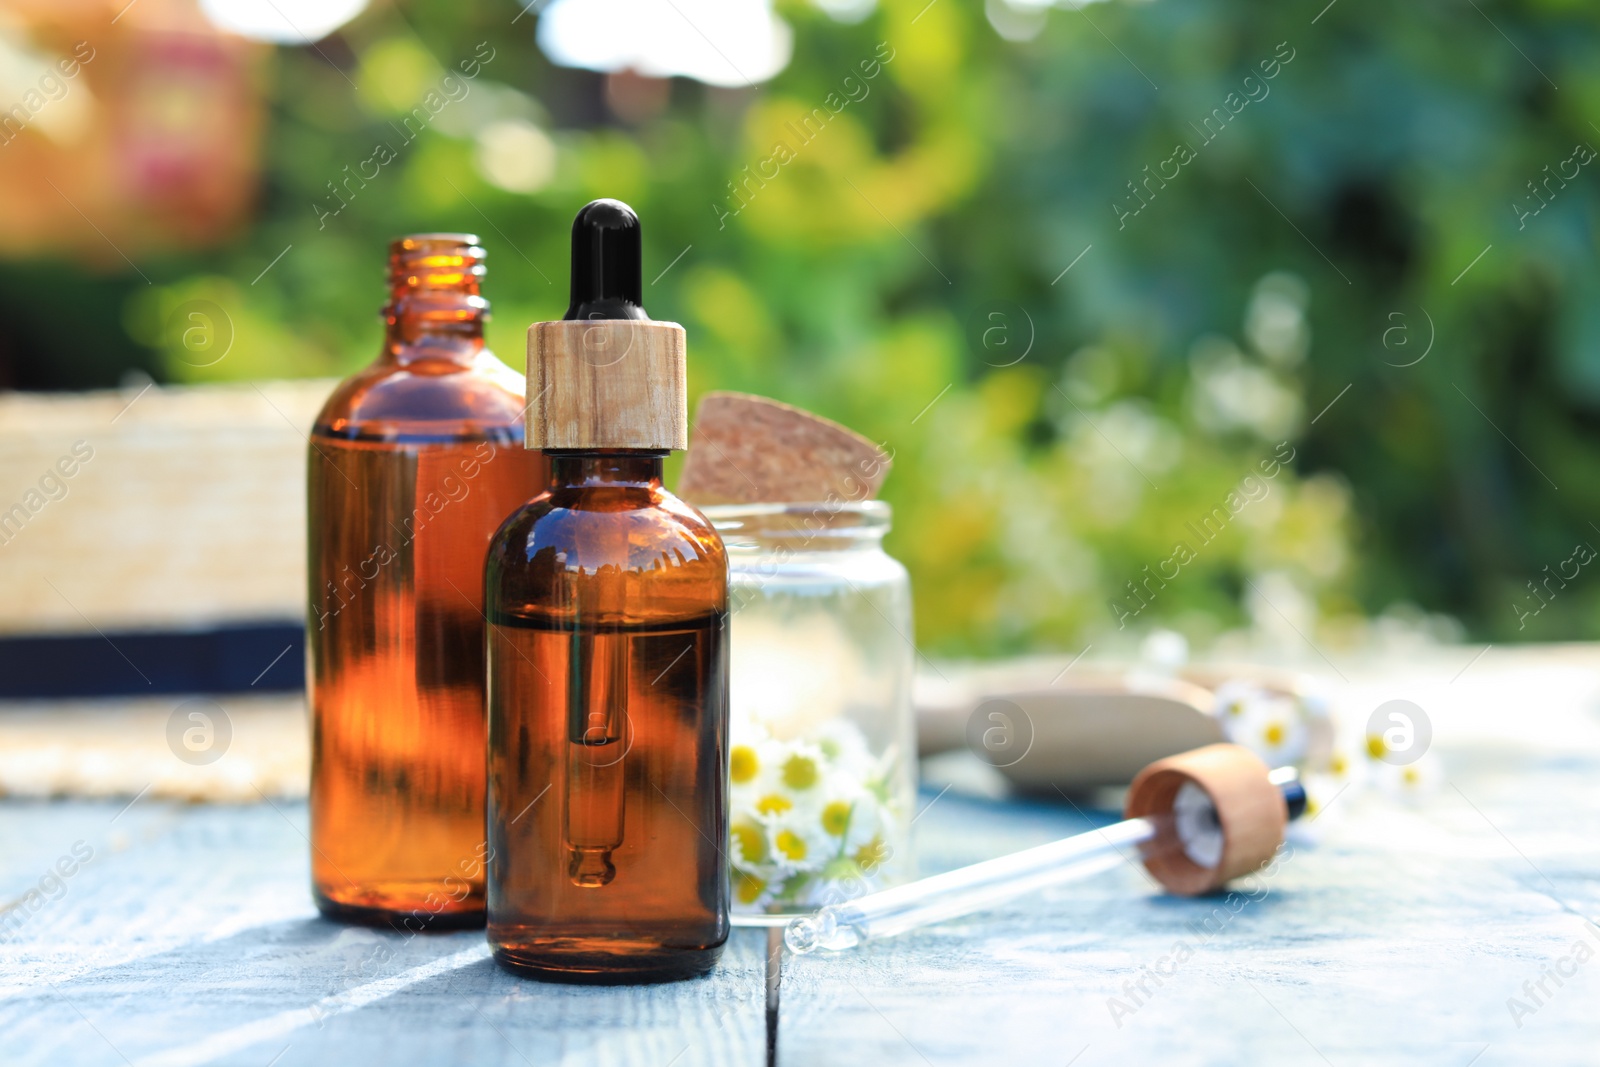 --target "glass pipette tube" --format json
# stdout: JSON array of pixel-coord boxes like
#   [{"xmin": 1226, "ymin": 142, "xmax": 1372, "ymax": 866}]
[
  {"xmin": 785, "ymin": 816, "xmax": 1159, "ymax": 953},
  {"xmin": 786, "ymin": 768, "xmax": 1305, "ymax": 954}
]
